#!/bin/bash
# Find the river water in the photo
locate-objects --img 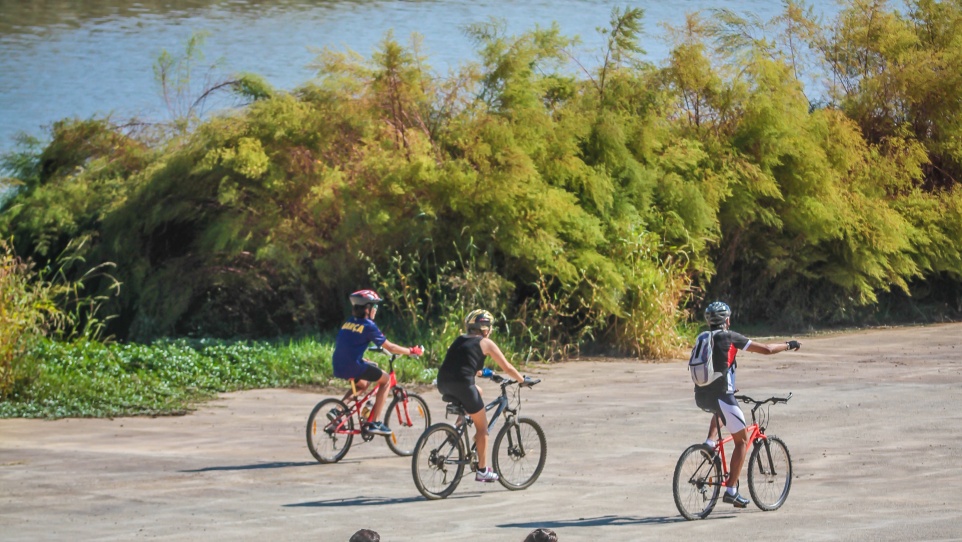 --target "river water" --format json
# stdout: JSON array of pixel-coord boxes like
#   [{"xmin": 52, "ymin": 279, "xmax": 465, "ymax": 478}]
[{"xmin": 0, "ymin": 0, "xmax": 843, "ymax": 157}]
